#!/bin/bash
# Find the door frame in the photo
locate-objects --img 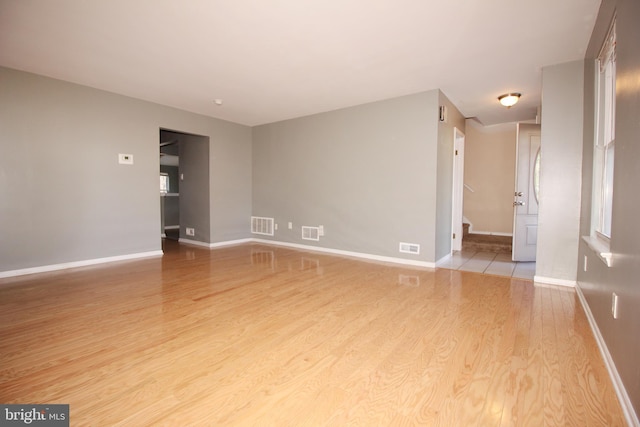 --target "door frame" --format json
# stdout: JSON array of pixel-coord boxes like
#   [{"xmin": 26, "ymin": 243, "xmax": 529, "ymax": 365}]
[{"xmin": 451, "ymin": 127, "xmax": 465, "ymax": 252}]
